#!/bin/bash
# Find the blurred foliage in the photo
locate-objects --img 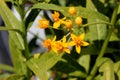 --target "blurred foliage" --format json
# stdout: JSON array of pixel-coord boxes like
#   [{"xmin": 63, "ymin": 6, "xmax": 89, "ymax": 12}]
[{"xmin": 0, "ymin": 0, "xmax": 120, "ymax": 80}]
